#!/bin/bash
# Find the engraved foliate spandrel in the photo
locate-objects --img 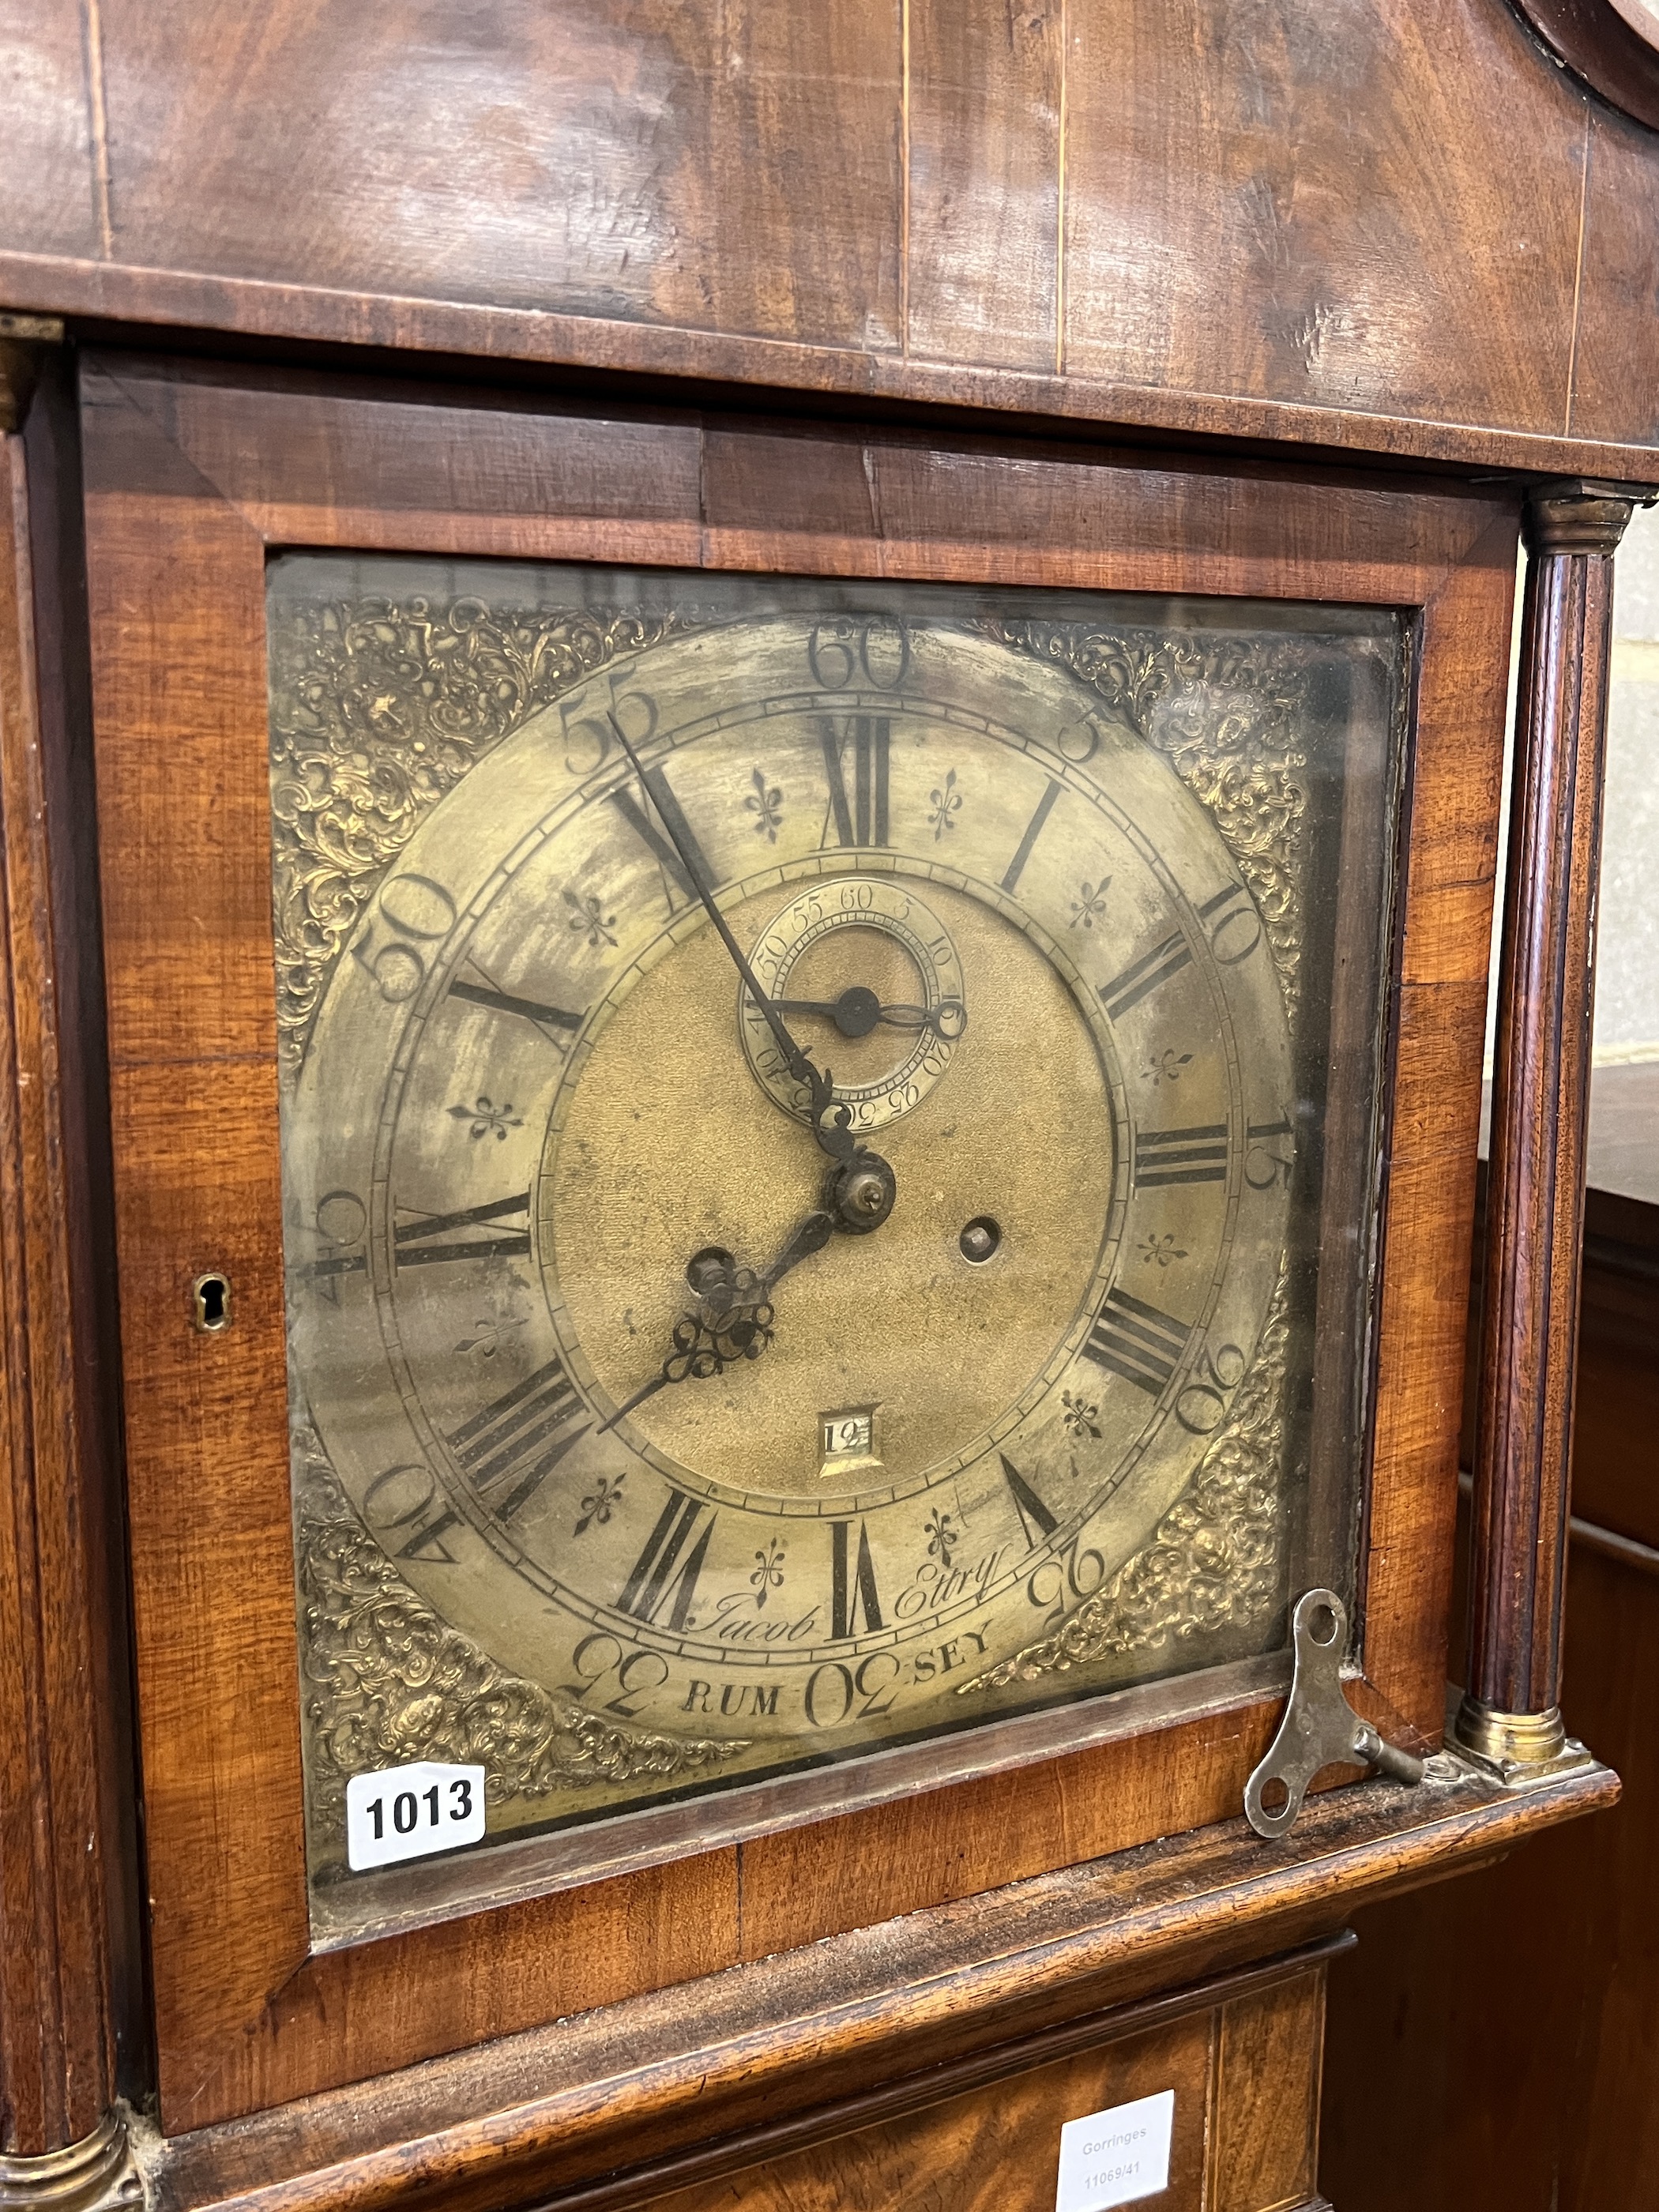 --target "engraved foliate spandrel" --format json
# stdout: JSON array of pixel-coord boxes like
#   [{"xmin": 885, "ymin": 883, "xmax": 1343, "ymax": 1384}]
[
  {"xmin": 293, "ymin": 1431, "xmax": 750, "ymax": 1846},
  {"xmin": 267, "ymin": 597, "xmax": 704, "ymax": 1070}
]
